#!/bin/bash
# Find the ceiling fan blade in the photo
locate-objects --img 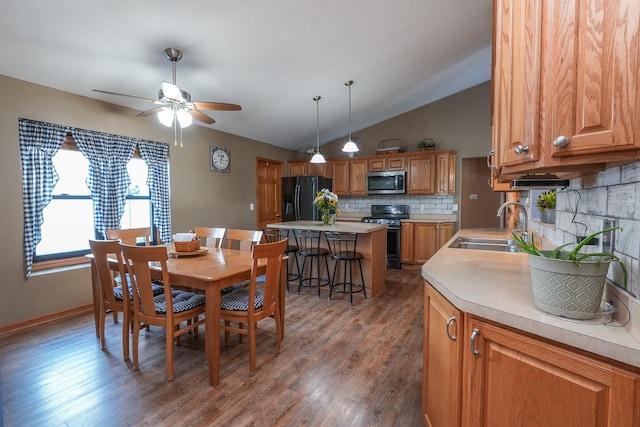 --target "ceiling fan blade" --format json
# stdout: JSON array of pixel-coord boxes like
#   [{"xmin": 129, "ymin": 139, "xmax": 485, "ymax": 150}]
[
  {"xmin": 191, "ymin": 110, "xmax": 216, "ymax": 124},
  {"xmin": 136, "ymin": 107, "xmax": 164, "ymax": 117},
  {"xmin": 192, "ymin": 101, "xmax": 242, "ymax": 111},
  {"xmin": 160, "ymin": 81, "xmax": 184, "ymax": 101},
  {"xmin": 93, "ymin": 89, "xmax": 156, "ymax": 103}
]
